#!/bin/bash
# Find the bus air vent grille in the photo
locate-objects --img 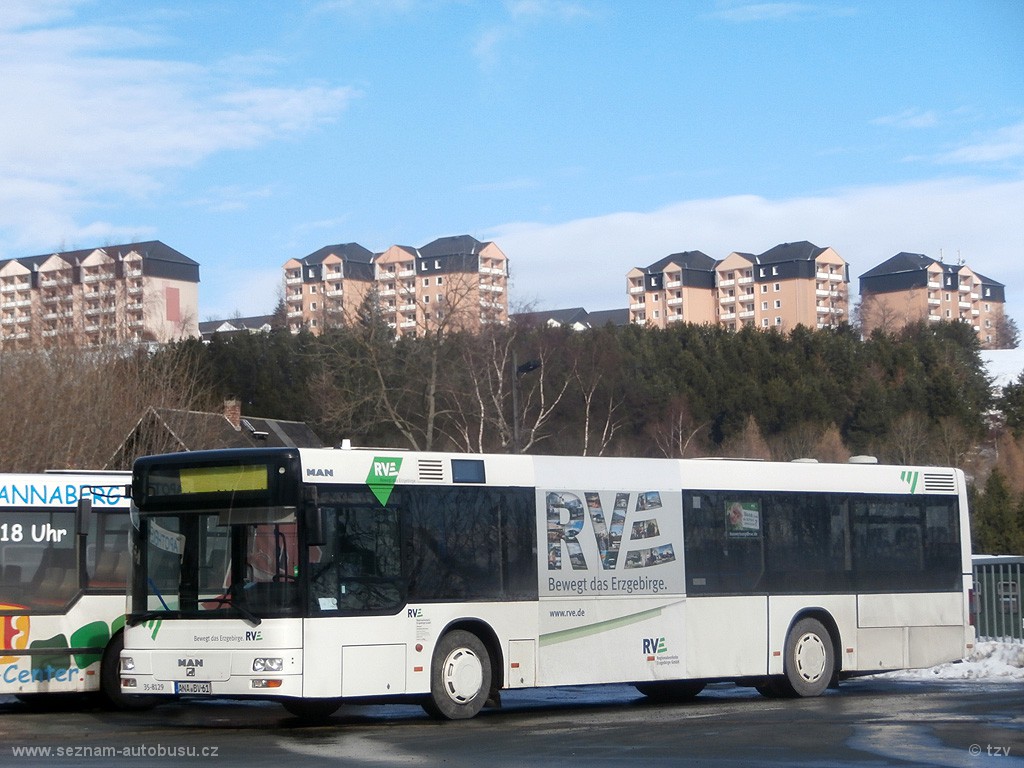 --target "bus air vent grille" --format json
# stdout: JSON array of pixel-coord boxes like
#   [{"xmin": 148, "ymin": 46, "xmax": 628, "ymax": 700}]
[
  {"xmin": 923, "ymin": 473, "xmax": 956, "ymax": 493},
  {"xmin": 418, "ymin": 459, "xmax": 445, "ymax": 482}
]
